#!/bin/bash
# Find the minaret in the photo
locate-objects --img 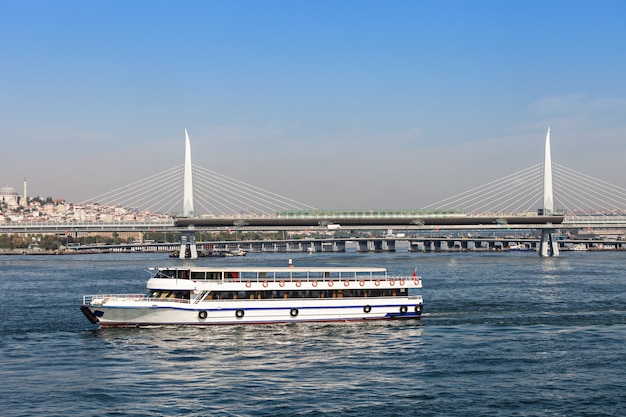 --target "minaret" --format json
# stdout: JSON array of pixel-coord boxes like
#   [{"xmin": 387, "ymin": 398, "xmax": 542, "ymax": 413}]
[{"xmin": 23, "ymin": 177, "xmax": 28, "ymax": 206}]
